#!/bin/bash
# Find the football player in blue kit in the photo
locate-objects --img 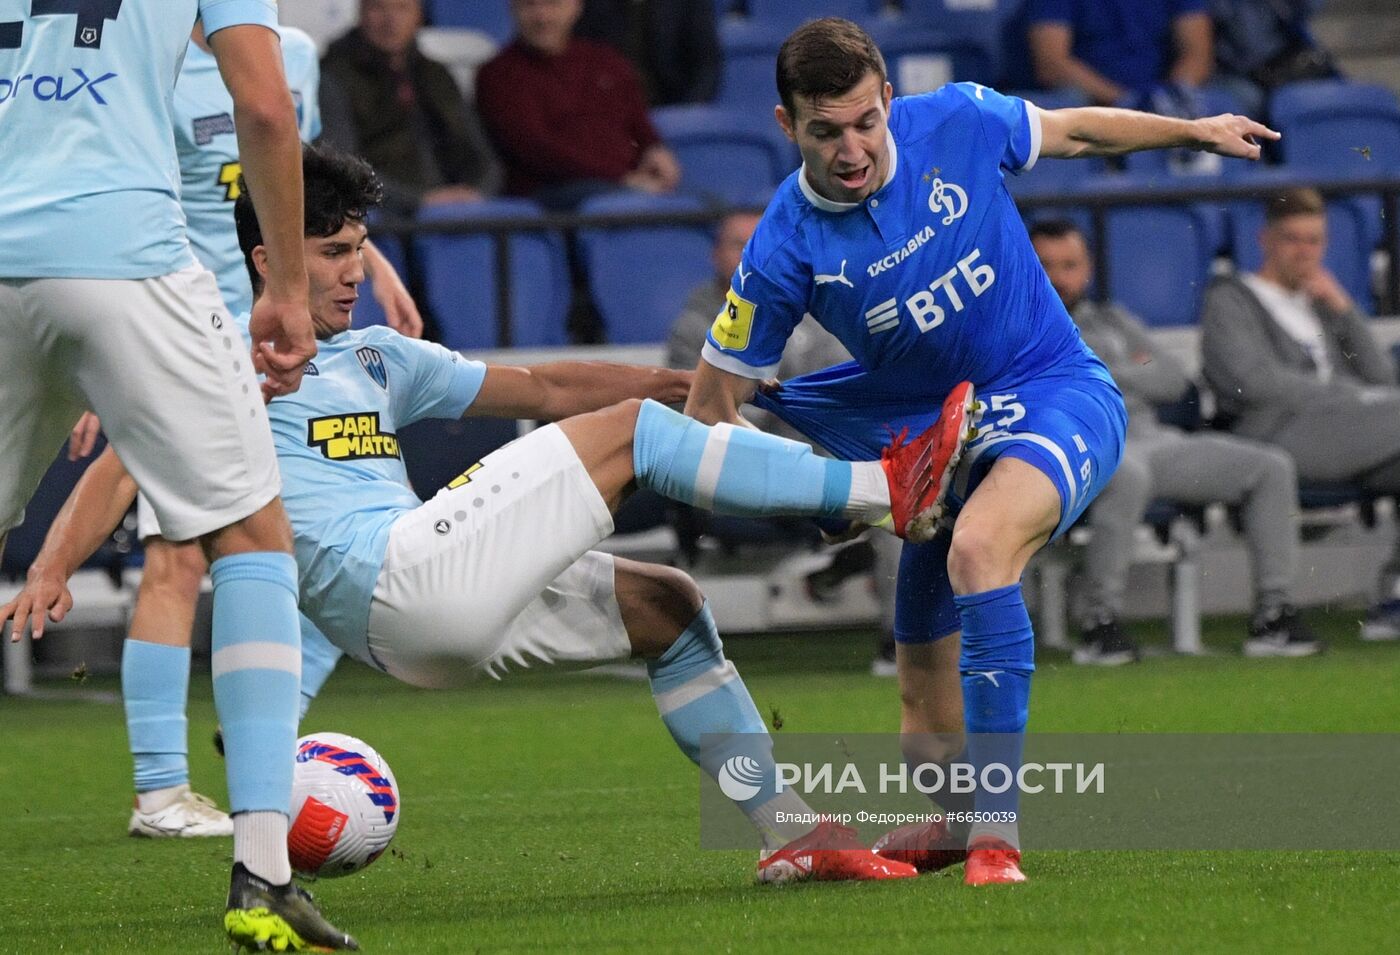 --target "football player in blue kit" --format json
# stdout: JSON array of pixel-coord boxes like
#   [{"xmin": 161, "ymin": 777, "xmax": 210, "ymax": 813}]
[{"xmin": 683, "ymin": 18, "xmax": 1279, "ymax": 885}]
